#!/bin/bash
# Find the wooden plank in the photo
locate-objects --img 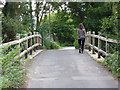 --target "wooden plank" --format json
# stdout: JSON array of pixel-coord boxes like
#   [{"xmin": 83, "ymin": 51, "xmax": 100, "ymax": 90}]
[
  {"xmin": 87, "ymin": 34, "xmax": 119, "ymax": 44},
  {"xmin": 20, "ymin": 43, "xmax": 40, "ymax": 57},
  {"xmin": 0, "ymin": 35, "xmax": 41, "ymax": 48},
  {"xmin": 86, "ymin": 43, "xmax": 109, "ymax": 56}
]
